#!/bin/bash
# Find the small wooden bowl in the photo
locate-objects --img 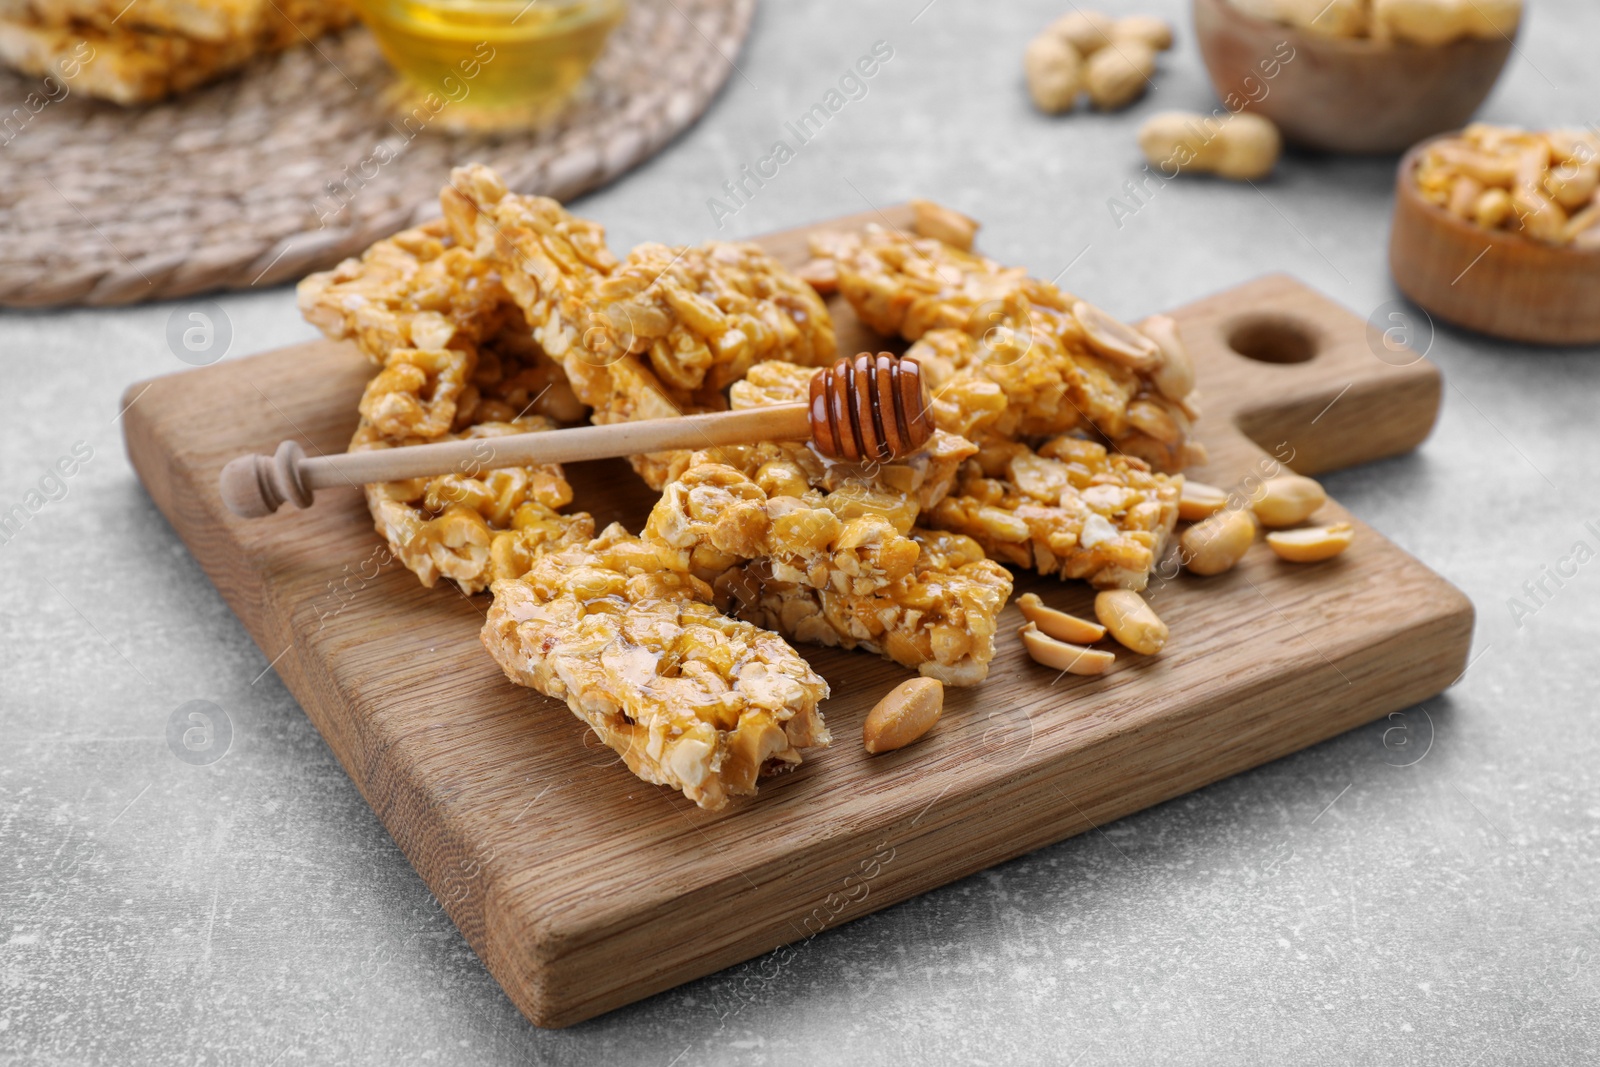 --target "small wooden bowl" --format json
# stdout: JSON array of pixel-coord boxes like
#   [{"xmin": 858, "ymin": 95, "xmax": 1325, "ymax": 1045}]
[
  {"xmin": 1193, "ymin": 0, "xmax": 1514, "ymax": 154},
  {"xmin": 1389, "ymin": 139, "xmax": 1600, "ymax": 345}
]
